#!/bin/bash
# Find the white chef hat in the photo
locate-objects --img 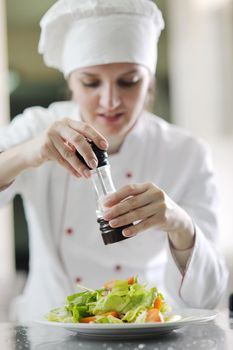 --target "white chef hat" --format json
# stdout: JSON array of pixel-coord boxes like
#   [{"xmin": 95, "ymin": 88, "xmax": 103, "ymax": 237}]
[{"xmin": 38, "ymin": 0, "xmax": 164, "ymax": 77}]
